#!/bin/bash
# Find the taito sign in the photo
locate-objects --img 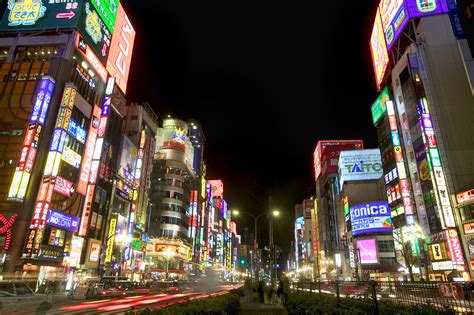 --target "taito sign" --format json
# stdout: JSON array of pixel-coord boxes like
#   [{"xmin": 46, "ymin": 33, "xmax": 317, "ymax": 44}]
[{"xmin": 106, "ymin": 3, "xmax": 135, "ymax": 94}]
